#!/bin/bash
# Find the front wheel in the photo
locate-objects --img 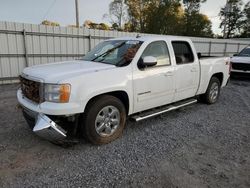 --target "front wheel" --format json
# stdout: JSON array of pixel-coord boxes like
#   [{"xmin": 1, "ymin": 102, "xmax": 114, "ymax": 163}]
[
  {"xmin": 82, "ymin": 95, "xmax": 126, "ymax": 145},
  {"xmin": 201, "ymin": 77, "xmax": 221, "ymax": 104}
]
